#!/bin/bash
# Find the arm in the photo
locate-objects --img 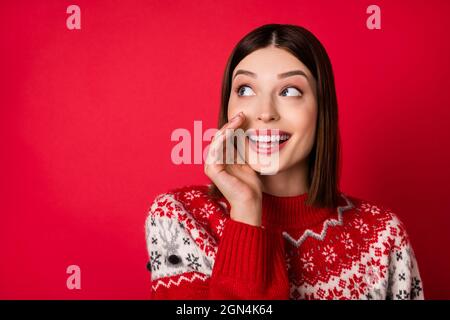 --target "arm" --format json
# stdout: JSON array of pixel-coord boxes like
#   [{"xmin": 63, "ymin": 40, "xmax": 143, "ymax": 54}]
[
  {"xmin": 207, "ymin": 218, "xmax": 290, "ymax": 299},
  {"xmin": 145, "ymin": 194, "xmax": 290, "ymax": 300},
  {"xmin": 386, "ymin": 216, "xmax": 424, "ymax": 300}
]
